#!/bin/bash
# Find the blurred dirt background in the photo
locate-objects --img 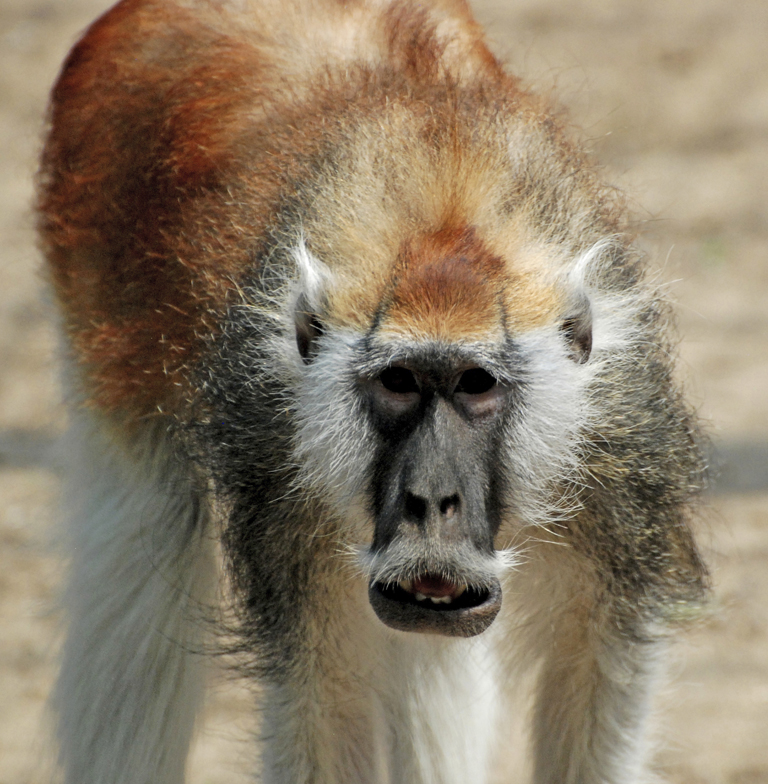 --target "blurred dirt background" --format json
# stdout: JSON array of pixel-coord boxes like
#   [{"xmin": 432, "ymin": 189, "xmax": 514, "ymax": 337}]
[{"xmin": 1, "ymin": 0, "xmax": 767, "ymax": 781}]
